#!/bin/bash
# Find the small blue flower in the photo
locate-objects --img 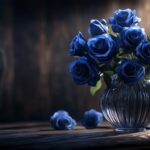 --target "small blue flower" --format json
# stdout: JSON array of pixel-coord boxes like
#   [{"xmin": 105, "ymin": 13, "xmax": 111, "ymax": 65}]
[
  {"xmin": 69, "ymin": 32, "xmax": 88, "ymax": 56},
  {"xmin": 81, "ymin": 109, "xmax": 103, "ymax": 128},
  {"xmin": 136, "ymin": 41, "xmax": 150, "ymax": 65},
  {"xmin": 115, "ymin": 59, "xmax": 145, "ymax": 84},
  {"xmin": 120, "ymin": 26, "xmax": 146, "ymax": 50},
  {"xmin": 108, "ymin": 8, "xmax": 141, "ymax": 33},
  {"xmin": 50, "ymin": 110, "xmax": 76, "ymax": 130},
  {"xmin": 88, "ymin": 19, "xmax": 108, "ymax": 37},
  {"xmin": 87, "ymin": 34, "xmax": 118, "ymax": 64},
  {"xmin": 69, "ymin": 56, "xmax": 100, "ymax": 86}
]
